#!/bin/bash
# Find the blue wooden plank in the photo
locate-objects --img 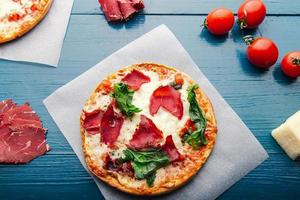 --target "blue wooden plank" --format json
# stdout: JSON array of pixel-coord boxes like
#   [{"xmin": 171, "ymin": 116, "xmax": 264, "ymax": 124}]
[
  {"xmin": 72, "ymin": 0, "xmax": 300, "ymax": 15},
  {"xmin": 0, "ymin": 13, "xmax": 300, "ymax": 200}
]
